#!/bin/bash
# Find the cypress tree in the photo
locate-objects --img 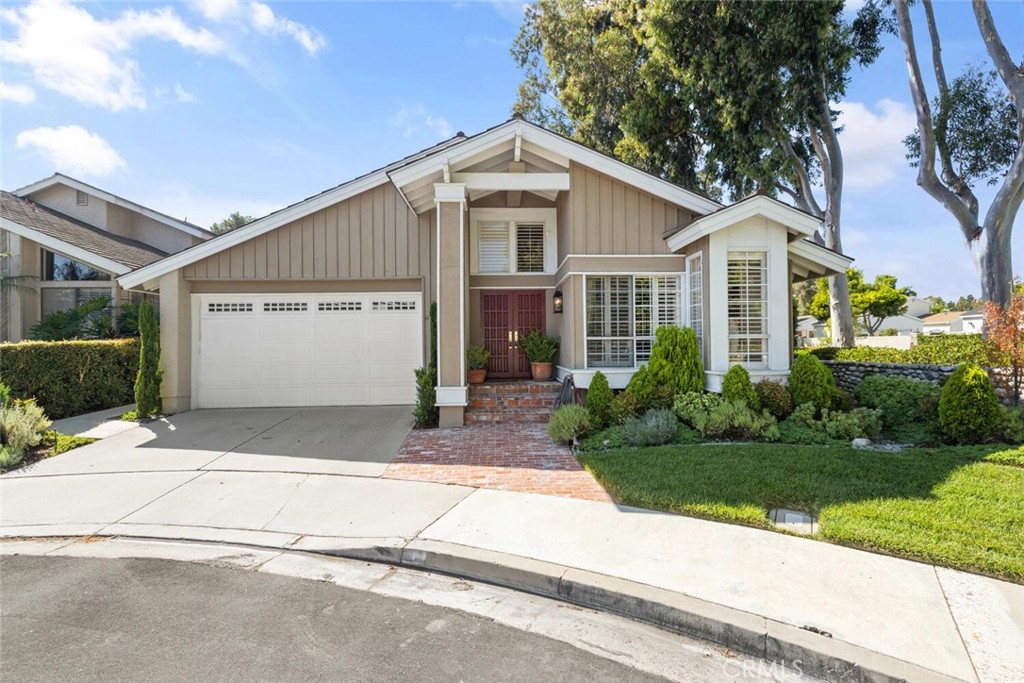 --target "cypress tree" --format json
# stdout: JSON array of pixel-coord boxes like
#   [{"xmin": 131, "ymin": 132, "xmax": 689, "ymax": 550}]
[{"xmin": 134, "ymin": 300, "xmax": 162, "ymax": 416}]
